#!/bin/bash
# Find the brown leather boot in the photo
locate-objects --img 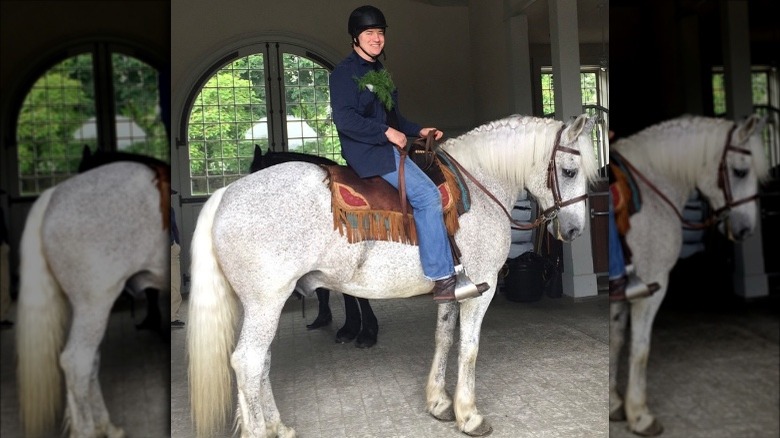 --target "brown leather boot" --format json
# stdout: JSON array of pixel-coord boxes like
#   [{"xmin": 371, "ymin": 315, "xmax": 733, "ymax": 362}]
[
  {"xmin": 609, "ymin": 276, "xmax": 628, "ymax": 302},
  {"xmin": 432, "ymin": 276, "xmax": 456, "ymax": 302}
]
